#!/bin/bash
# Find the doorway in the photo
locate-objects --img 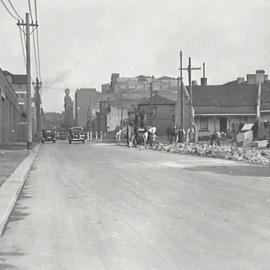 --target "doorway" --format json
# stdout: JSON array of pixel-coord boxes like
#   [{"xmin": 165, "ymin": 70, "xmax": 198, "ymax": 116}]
[{"xmin": 219, "ymin": 118, "xmax": 227, "ymax": 132}]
